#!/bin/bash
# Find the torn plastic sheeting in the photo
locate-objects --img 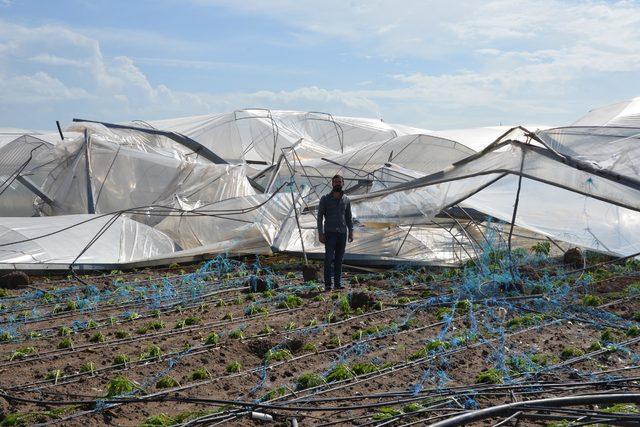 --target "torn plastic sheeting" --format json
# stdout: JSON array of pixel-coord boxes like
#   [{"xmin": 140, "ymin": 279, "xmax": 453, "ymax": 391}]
[{"xmin": 0, "ymin": 214, "xmax": 175, "ymax": 265}]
